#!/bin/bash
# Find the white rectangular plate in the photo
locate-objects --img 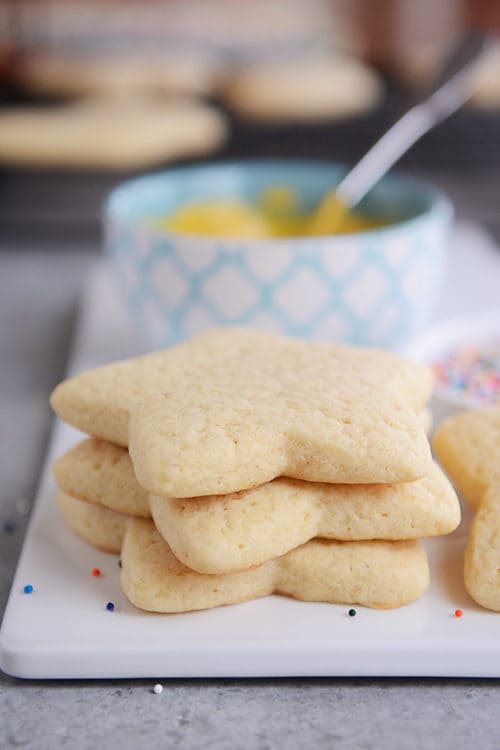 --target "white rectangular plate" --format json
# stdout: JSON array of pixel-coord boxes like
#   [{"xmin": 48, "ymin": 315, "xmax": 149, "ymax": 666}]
[{"xmin": 2, "ymin": 233, "xmax": 500, "ymax": 679}]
